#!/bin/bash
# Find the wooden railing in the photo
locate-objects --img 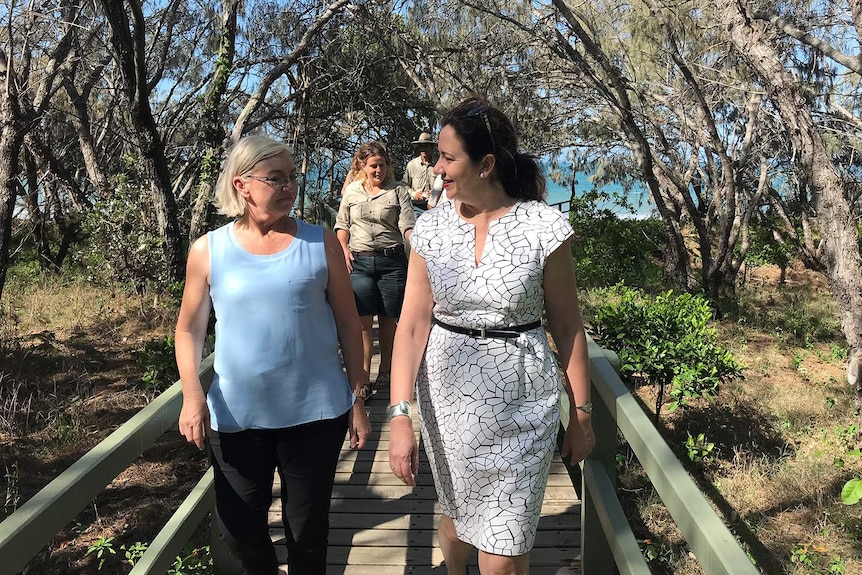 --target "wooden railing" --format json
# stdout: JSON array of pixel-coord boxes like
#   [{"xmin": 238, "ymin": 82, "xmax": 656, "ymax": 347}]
[{"xmin": 0, "ymin": 335, "xmax": 758, "ymax": 575}]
